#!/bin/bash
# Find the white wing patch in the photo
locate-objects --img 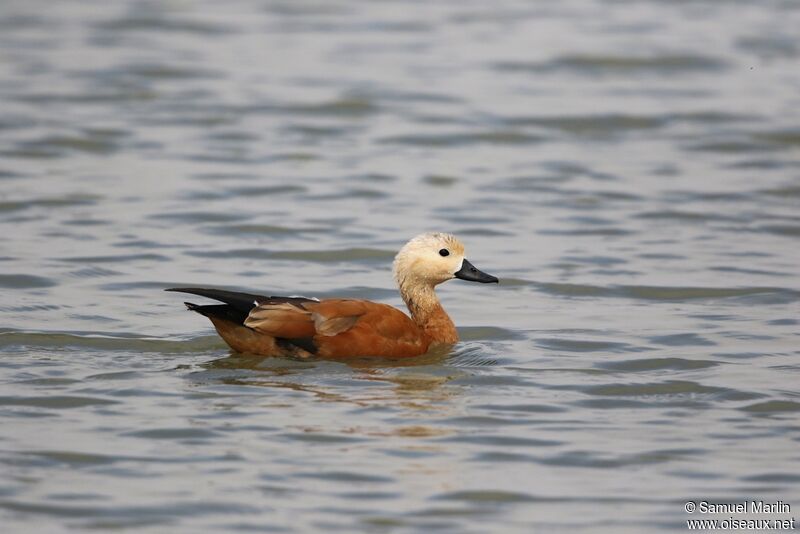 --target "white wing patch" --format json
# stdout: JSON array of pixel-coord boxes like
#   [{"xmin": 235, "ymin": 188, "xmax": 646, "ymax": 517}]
[{"xmin": 313, "ymin": 313, "xmax": 362, "ymax": 336}]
